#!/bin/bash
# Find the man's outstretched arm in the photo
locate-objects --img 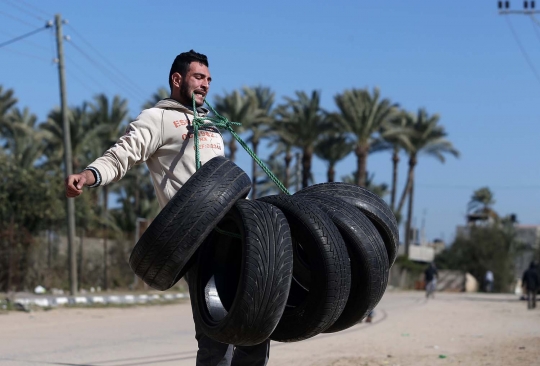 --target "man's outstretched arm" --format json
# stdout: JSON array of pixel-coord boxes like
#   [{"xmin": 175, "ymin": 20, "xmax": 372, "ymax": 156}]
[{"xmin": 65, "ymin": 169, "xmax": 96, "ymax": 197}]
